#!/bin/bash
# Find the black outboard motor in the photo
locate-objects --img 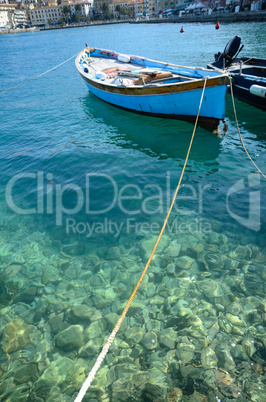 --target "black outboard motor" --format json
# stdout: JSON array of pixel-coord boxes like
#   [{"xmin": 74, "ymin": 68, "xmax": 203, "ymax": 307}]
[{"xmin": 215, "ymin": 36, "xmax": 242, "ymax": 67}]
